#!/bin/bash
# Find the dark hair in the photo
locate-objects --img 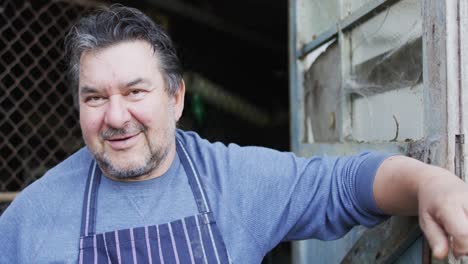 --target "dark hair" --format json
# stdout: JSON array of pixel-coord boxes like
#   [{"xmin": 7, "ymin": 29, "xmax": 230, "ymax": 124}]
[{"xmin": 64, "ymin": 5, "xmax": 182, "ymax": 107}]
